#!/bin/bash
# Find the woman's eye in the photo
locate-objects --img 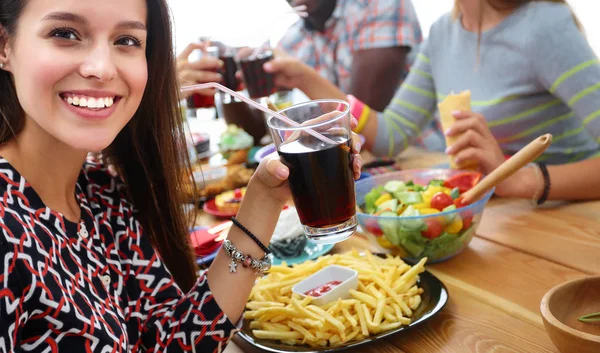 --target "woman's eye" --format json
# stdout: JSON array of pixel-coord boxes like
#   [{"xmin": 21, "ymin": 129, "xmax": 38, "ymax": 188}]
[
  {"xmin": 50, "ymin": 28, "xmax": 79, "ymax": 40},
  {"xmin": 115, "ymin": 36, "xmax": 142, "ymax": 47}
]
